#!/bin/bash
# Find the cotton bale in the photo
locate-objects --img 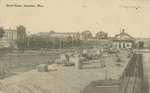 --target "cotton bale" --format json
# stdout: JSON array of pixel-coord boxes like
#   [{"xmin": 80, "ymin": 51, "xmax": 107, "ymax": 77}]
[
  {"xmin": 67, "ymin": 52, "xmax": 73, "ymax": 57},
  {"xmin": 117, "ymin": 58, "xmax": 121, "ymax": 62},
  {"xmin": 86, "ymin": 52, "xmax": 93, "ymax": 59},
  {"xmin": 61, "ymin": 58, "xmax": 69, "ymax": 66},
  {"xmin": 37, "ymin": 64, "xmax": 48, "ymax": 72},
  {"xmin": 60, "ymin": 54, "xmax": 66, "ymax": 60},
  {"xmin": 78, "ymin": 54, "xmax": 87, "ymax": 62},
  {"xmin": 73, "ymin": 53, "xmax": 80, "ymax": 58},
  {"xmin": 55, "ymin": 59, "xmax": 62, "ymax": 64},
  {"xmin": 69, "ymin": 57, "xmax": 76, "ymax": 65}
]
